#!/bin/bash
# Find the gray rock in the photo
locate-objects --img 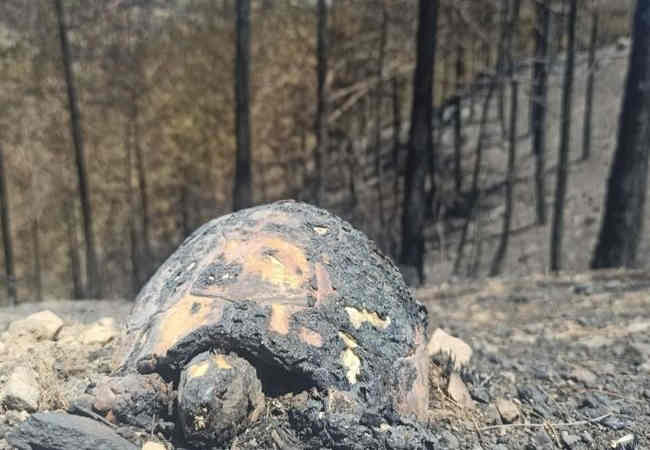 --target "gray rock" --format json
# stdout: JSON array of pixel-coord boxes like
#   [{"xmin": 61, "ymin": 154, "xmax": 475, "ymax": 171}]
[
  {"xmin": 446, "ymin": 373, "xmax": 474, "ymax": 409},
  {"xmin": 1, "ymin": 366, "xmax": 40, "ymax": 412},
  {"xmin": 625, "ymin": 342, "xmax": 650, "ymax": 365},
  {"xmin": 427, "ymin": 328, "xmax": 473, "ymax": 369},
  {"xmin": 6, "ymin": 412, "xmax": 138, "ymax": 450},
  {"xmin": 495, "ymin": 398, "xmax": 519, "ymax": 424},
  {"xmin": 560, "ymin": 431, "xmax": 580, "ymax": 449},
  {"xmin": 532, "ymin": 430, "xmax": 553, "ymax": 450},
  {"xmin": 8, "ymin": 310, "xmax": 63, "ymax": 341},
  {"xmin": 567, "ymin": 366, "xmax": 598, "ymax": 387},
  {"xmin": 438, "ymin": 430, "xmax": 459, "ymax": 449}
]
